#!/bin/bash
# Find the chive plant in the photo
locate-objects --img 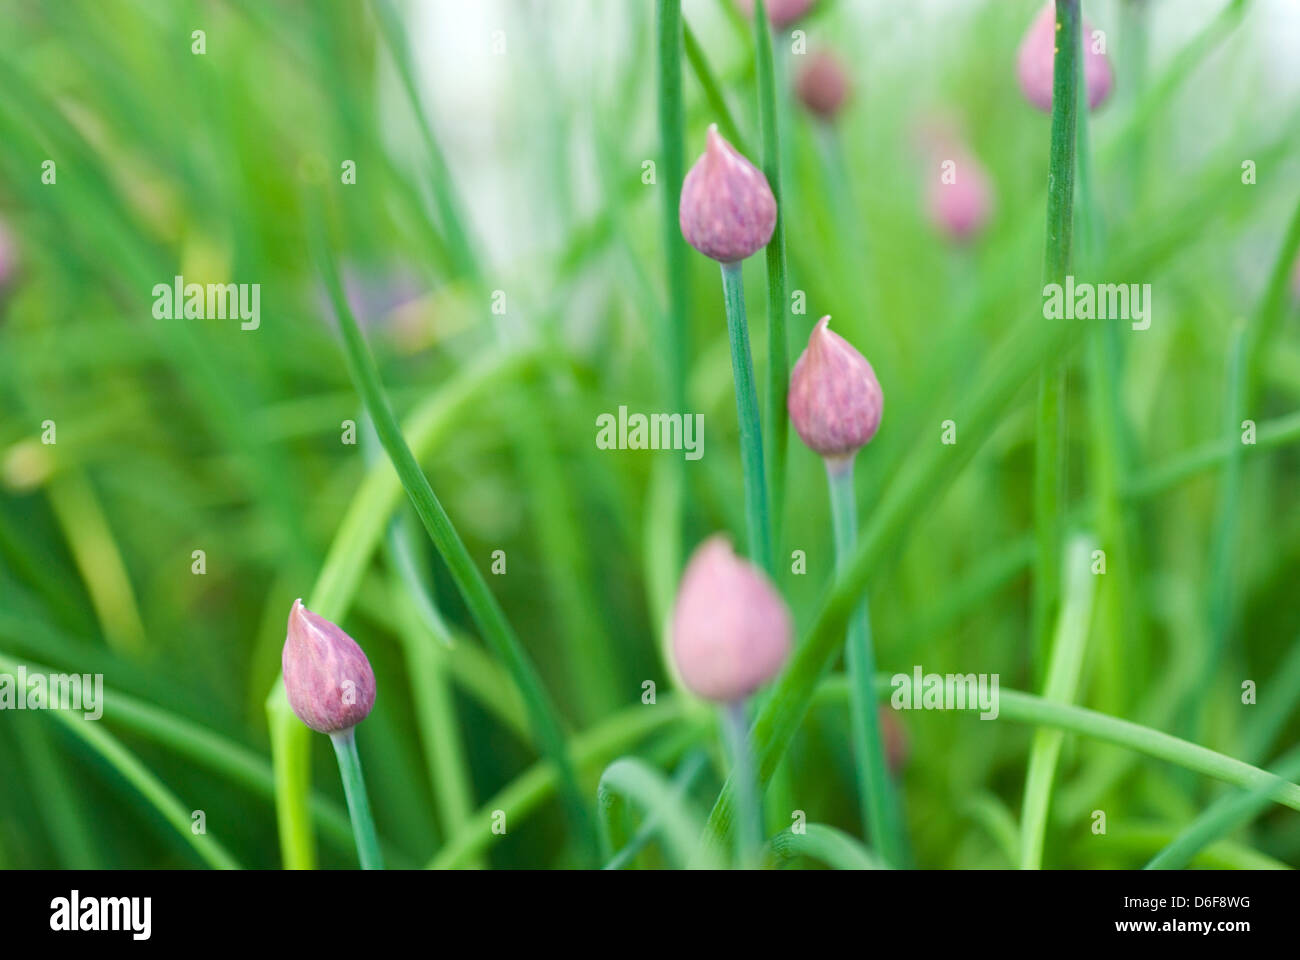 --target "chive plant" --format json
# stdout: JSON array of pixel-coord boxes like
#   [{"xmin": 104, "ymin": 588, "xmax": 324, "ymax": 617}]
[
  {"xmin": 679, "ymin": 125, "xmax": 778, "ymax": 574},
  {"xmin": 788, "ymin": 317, "xmax": 907, "ymax": 867},
  {"xmin": 282, "ymin": 599, "xmax": 383, "ymax": 869},
  {"xmin": 670, "ymin": 536, "xmax": 792, "ymax": 867}
]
